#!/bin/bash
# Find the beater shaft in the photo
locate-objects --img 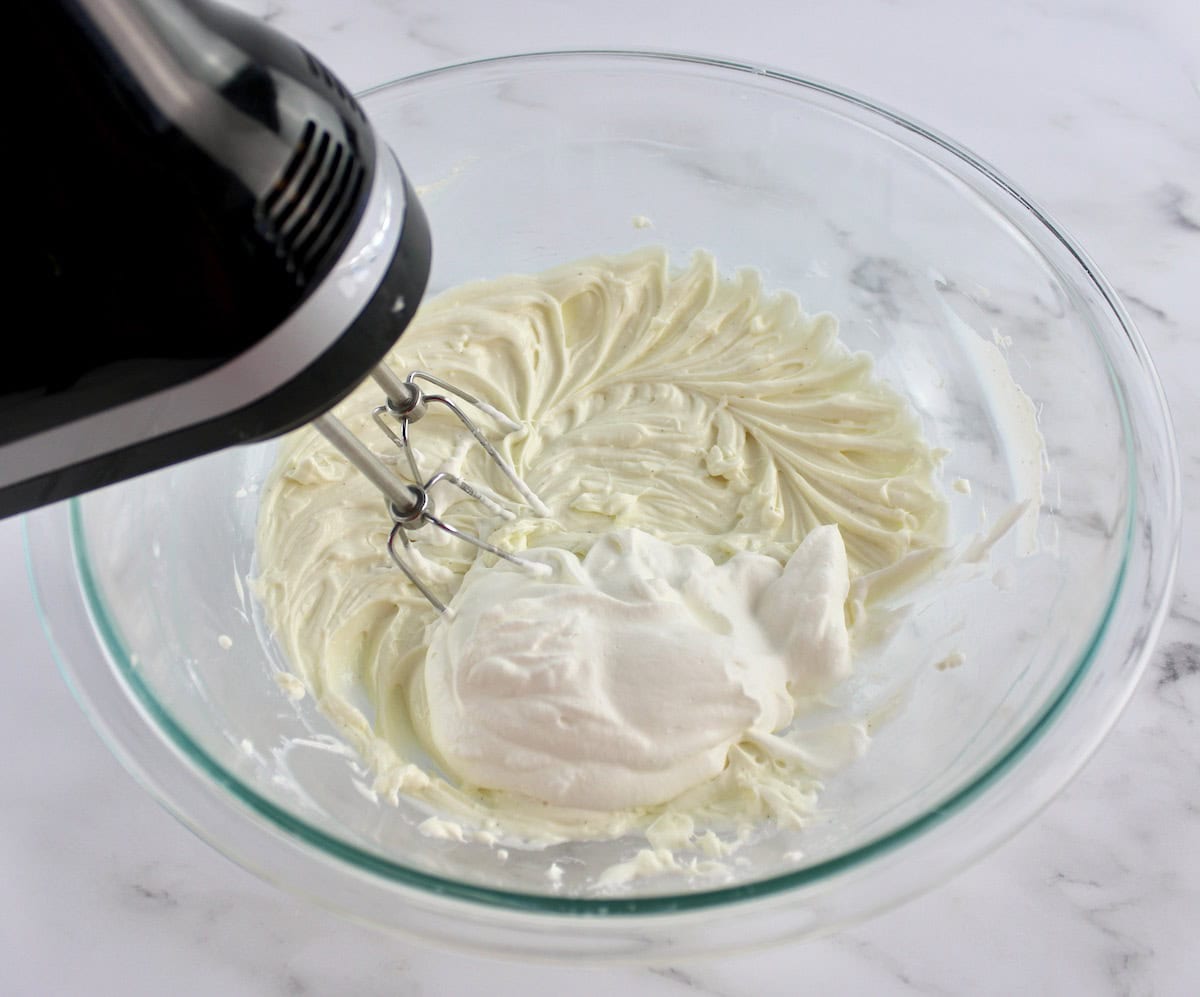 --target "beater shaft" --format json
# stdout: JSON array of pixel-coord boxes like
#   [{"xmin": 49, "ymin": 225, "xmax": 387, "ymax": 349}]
[
  {"xmin": 370, "ymin": 364, "xmax": 424, "ymax": 419},
  {"xmin": 312, "ymin": 412, "xmax": 420, "ymax": 517}
]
